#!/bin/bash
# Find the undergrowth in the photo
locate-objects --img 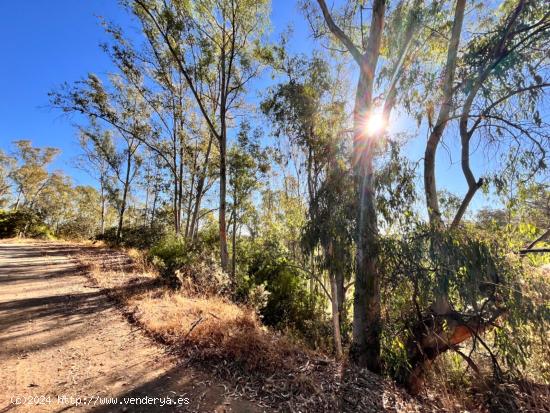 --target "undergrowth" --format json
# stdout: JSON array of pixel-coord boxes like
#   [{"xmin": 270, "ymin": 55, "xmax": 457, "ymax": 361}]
[{"xmin": 80, "ymin": 246, "xmax": 309, "ymax": 377}]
